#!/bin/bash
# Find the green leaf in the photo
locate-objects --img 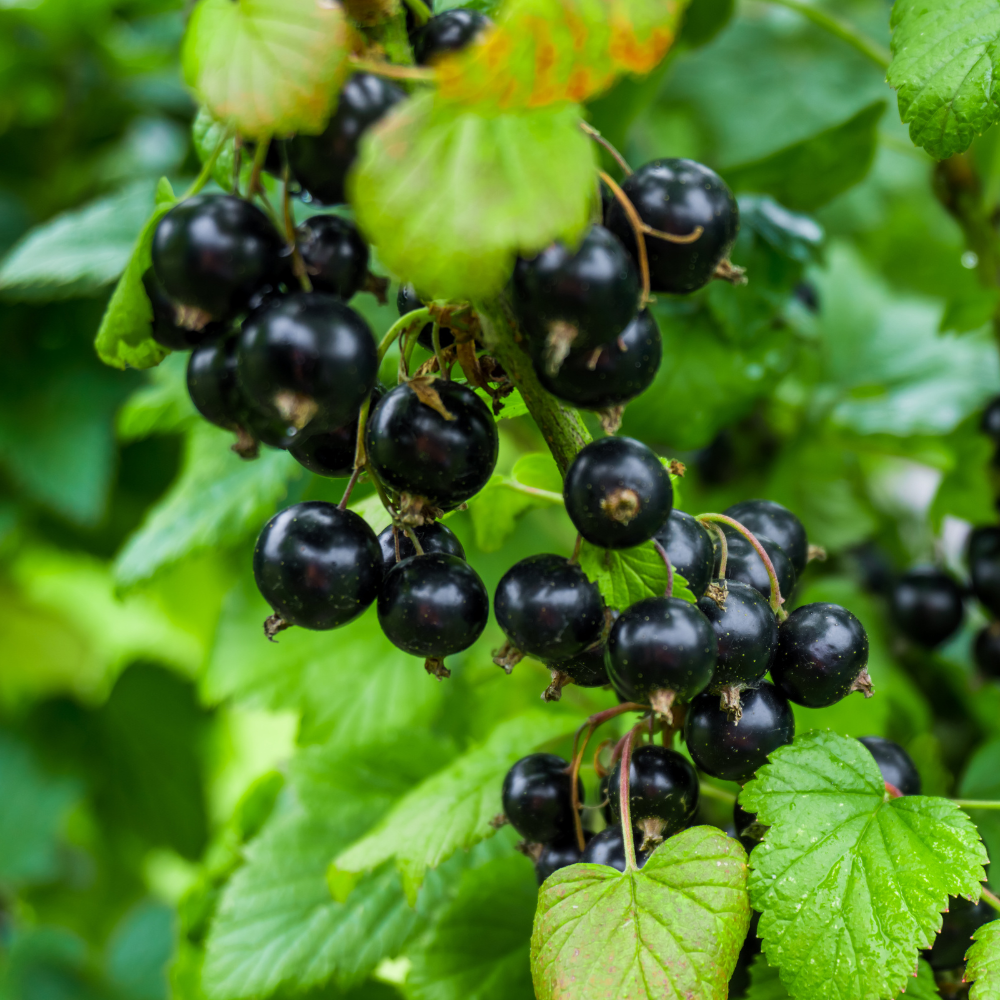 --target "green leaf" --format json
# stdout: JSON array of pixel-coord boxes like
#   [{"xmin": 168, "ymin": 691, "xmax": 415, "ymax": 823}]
[
  {"xmin": 466, "ymin": 473, "xmax": 562, "ymax": 553},
  {"xmin": 182, "ymin": 0, "xmax": 349, "ymax": 139},
  {"xmin": 578, "ymin": 538, "xmax": 694, "ymax": 608},
  {"xmin": 744, "ymin": 954, "xmax": 938, "ymax": 1000},
  {"xmin": 677, "ymin": 0, "xmax": 734, "ymax": 48},
  {"xmin": 114, "ymin": 423, "xmax": 302, "ymax": 589},
  {"xmin": 888, "ymin": 0, "xmax": 1000, "ymax": 158},
  {"xmin": 117, "ymin": 353, "xmax": 197, "ymax": 443},
  {"xmin": 741, "ymin": 730, "xmax": 988, "ymax": 1000},
  {"xmin": 94, "ymin": 177, "xmax": 177, "ymax": 371},
  {"xmin": 511, "ymin": 452, "xmax": 562, "ymax": 493},
  {"xmin": 333, "ymin": 711, "xmax": 578, "ymax": 902},
  {"xmin": 929, "ymin": 416, "xmax": 997, "ymax": 529},
  {"xmin": 192, "ymin": 107, "xmax": 240, "ymax": 193},
  {"xmin": 966, "ymin": 920, "xmax": 1000, "ymax": 1000},
  {"xmin": 105, "ymin": 901, "xmax": 175, "ymax": 1000},
  {"xmin": 0, "ymin": 179, "xmax": 158, "ymax": 300},
  {"xmin": 530, "ymin": 826, "xmax": 750, "ymax": 1000},
  {"xmin": 725, "ymin": 103, "xmax": 885, "ymax": 212},
  {"xmin": 352, "ymin": 93, "xmax": 595, "ymax": 301}
]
